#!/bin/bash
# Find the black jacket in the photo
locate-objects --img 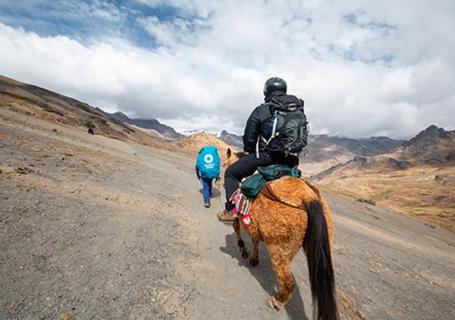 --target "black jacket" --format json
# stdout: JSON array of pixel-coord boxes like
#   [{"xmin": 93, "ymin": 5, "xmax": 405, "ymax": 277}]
[{"xmin": 242, "ymin": 91, "xmax": 304, "ymax": 154}]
